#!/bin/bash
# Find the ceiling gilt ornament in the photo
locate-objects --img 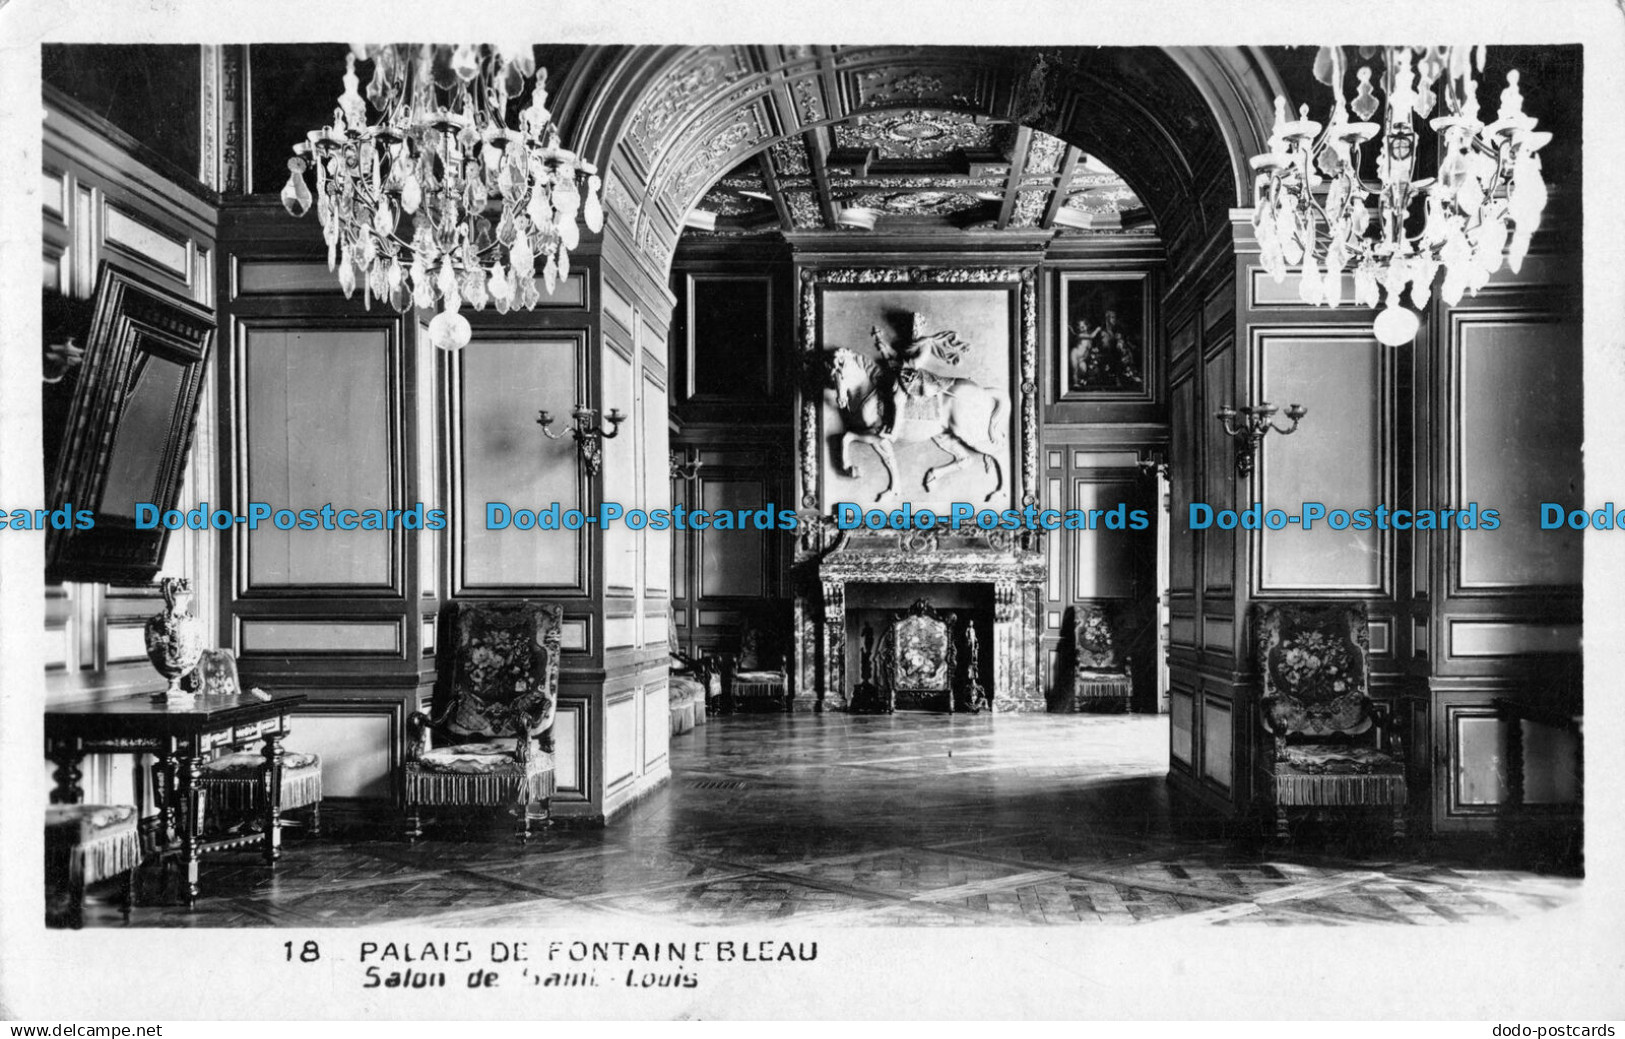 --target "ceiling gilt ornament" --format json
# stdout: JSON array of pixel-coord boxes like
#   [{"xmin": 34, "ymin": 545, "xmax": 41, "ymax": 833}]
[
  {"xmin": 855, "ymin": 66, "xmax": 976, "ymax": 108},
  {"xmin": 785, "ymin": 191, "xmax": 824, "ymax": 228},
  {"xmin": 1023, "ymin": 131, "xmax": 1066, "ymax": 174},
  {"xmin": 835, "ymin": 109, "xmax": 1000, "ymax": 160},
  {"xmin": 770, "ymin": 137, "xmax": 813, "ymax": 175},
  {"xmin": 281, "ymin": 44, "xmax": 604, "ymax": 351},
  {"xmin": 699, "ymin": 189, "xmax": 762, "ymax": 216},
  {"xmin": 667, "ymin": 108, "xmax": 768, "ymax": 205},
  {"xmin": 845, "ymin": 191, "xmax": 983, "ymax": 216},
  {"xmin": 1009, "ymin": 190, "xmax": 1050, "ymax": 228},
  {"xmin": 1251, "ymin": 45, "xmax": 1552, "ymax": 345},
  {"xmin": 627, "ymin": 47, "xmax": 751, "ymax": 155}
]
